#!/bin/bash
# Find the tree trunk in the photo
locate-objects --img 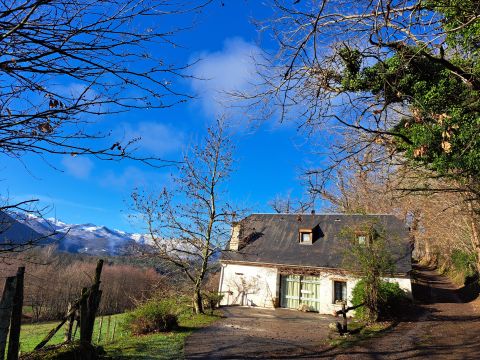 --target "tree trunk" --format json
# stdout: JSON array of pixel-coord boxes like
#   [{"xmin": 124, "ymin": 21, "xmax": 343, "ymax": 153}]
[
  {"xmin": 7, "ymin": 267, "xmax": 24, "ymax": 360},
  {"xmin": 366, "ymin": 278, "xmax": 379, "ymax": 323},
  {"xmin": 423, "ymin": 237, "xmax": 436, "ymax": 266},
  {"xmin": 193, "ymin": 288, "xmax": 204, "ymax": 314},
  {"xmin": 0, "ymin": 277, "xmax": 16, "ymax": 360}
]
